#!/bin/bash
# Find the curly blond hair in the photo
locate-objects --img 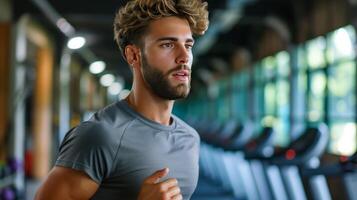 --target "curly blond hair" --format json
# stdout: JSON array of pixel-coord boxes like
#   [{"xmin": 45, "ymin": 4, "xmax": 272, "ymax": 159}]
[{"xmin": 114, "ymin": 0, "xmax": 209, "ymax": 58}]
